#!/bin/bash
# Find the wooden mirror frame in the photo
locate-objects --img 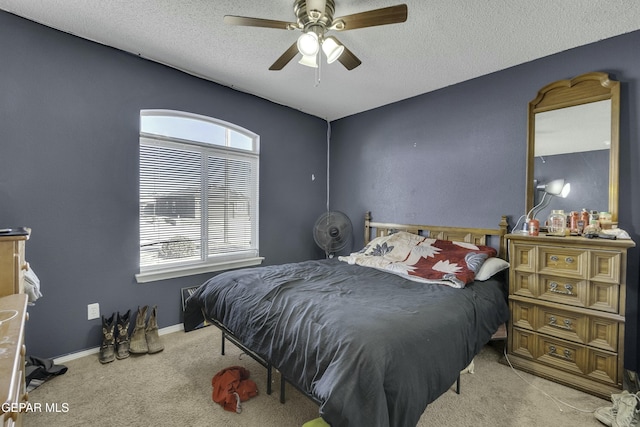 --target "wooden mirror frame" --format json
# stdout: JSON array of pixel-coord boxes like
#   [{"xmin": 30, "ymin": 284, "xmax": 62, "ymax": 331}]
[{"xmin": 526, "ymin": 72, "xmax": 620, "ymax": 224}]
